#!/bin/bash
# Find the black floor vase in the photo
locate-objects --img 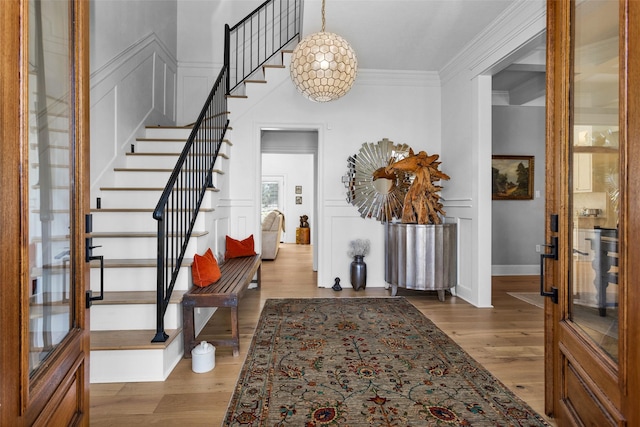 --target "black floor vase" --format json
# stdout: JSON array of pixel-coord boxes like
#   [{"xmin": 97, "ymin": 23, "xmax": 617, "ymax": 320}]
[{"xmin": 350, "ymin": 255, "xmax": 367, "ymax": 291}]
